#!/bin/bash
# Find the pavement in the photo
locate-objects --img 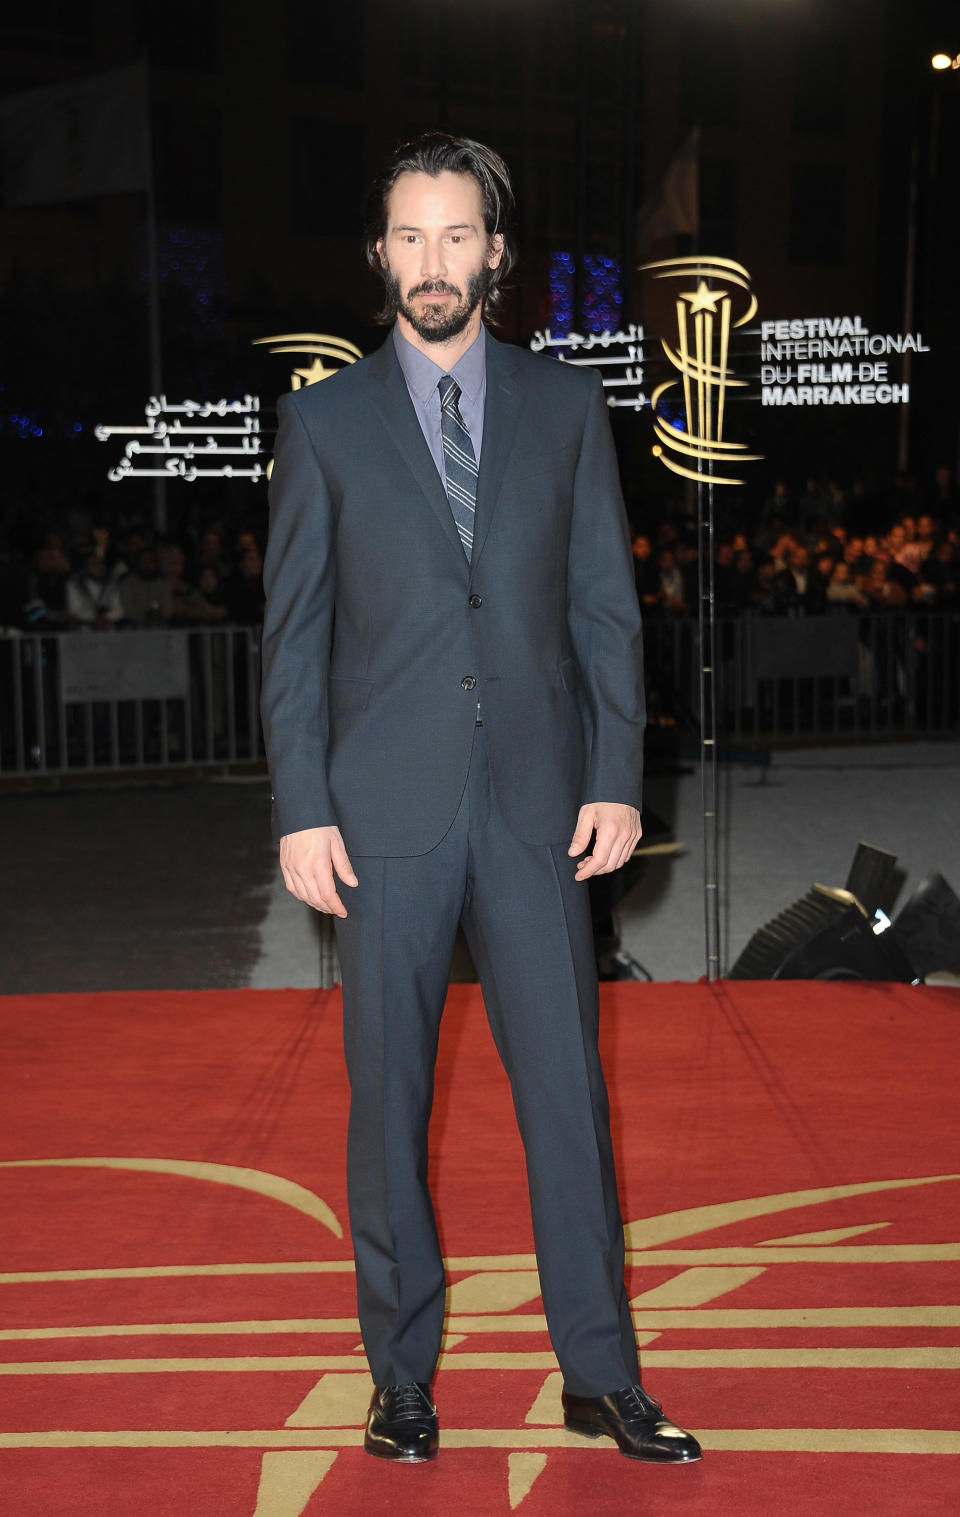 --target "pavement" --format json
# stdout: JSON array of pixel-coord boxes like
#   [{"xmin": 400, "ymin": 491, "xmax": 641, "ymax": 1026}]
[{"xmin": 2, "ymin": 740, "xmax": 959, "ymax": 995}]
